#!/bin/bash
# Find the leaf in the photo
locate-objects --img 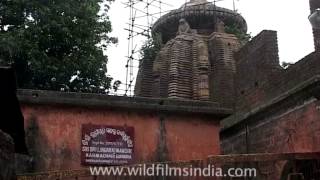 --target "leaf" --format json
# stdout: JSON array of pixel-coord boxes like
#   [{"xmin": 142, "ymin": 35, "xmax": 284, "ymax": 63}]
[{"xmin": 0, "ymin": 0, "xmax": 116, "ymax": 93}]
